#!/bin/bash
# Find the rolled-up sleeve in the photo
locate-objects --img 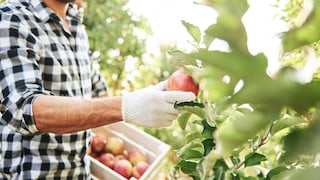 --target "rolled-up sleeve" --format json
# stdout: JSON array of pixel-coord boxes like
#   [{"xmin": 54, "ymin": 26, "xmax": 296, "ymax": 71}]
[{"xmin": 0, "ymin": 15, "xmax": 52, "ymax": 135}]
